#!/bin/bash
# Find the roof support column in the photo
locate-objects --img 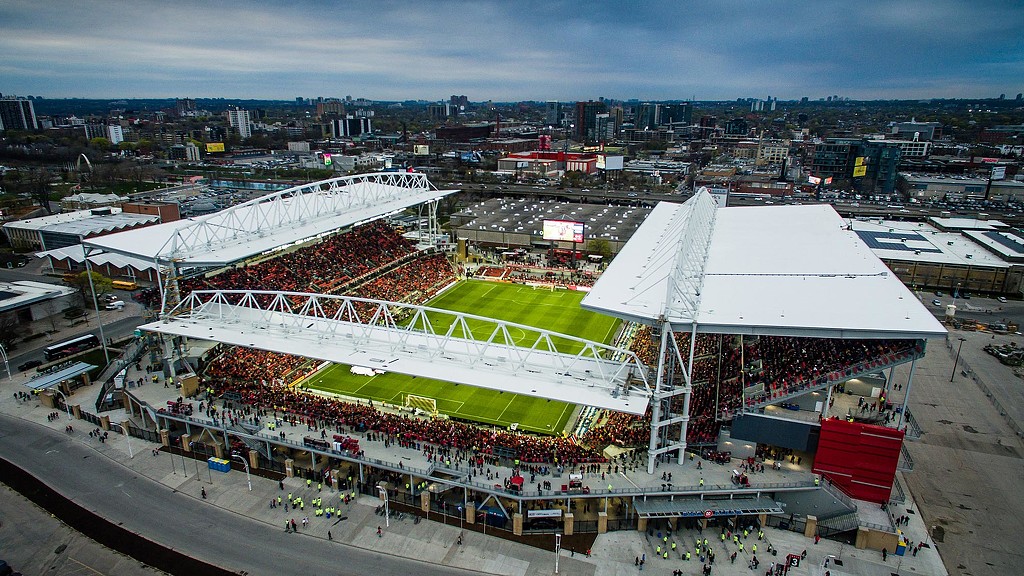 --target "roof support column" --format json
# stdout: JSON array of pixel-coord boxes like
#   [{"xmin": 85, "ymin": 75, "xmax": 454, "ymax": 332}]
[
  {"xmin": 83, "ymin": 243, "xmax": 111, "ymax": 364},
  {"xmin": 897, "ymin": 356, "xmax": 918, "ymax": 430},
  {"xmin": 675, "ymin": 326, "xmax": 697, "ymax": 462},
  {"xmin": 647, "ymin": 322, "xmax": 672, "ymax": 474}
]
